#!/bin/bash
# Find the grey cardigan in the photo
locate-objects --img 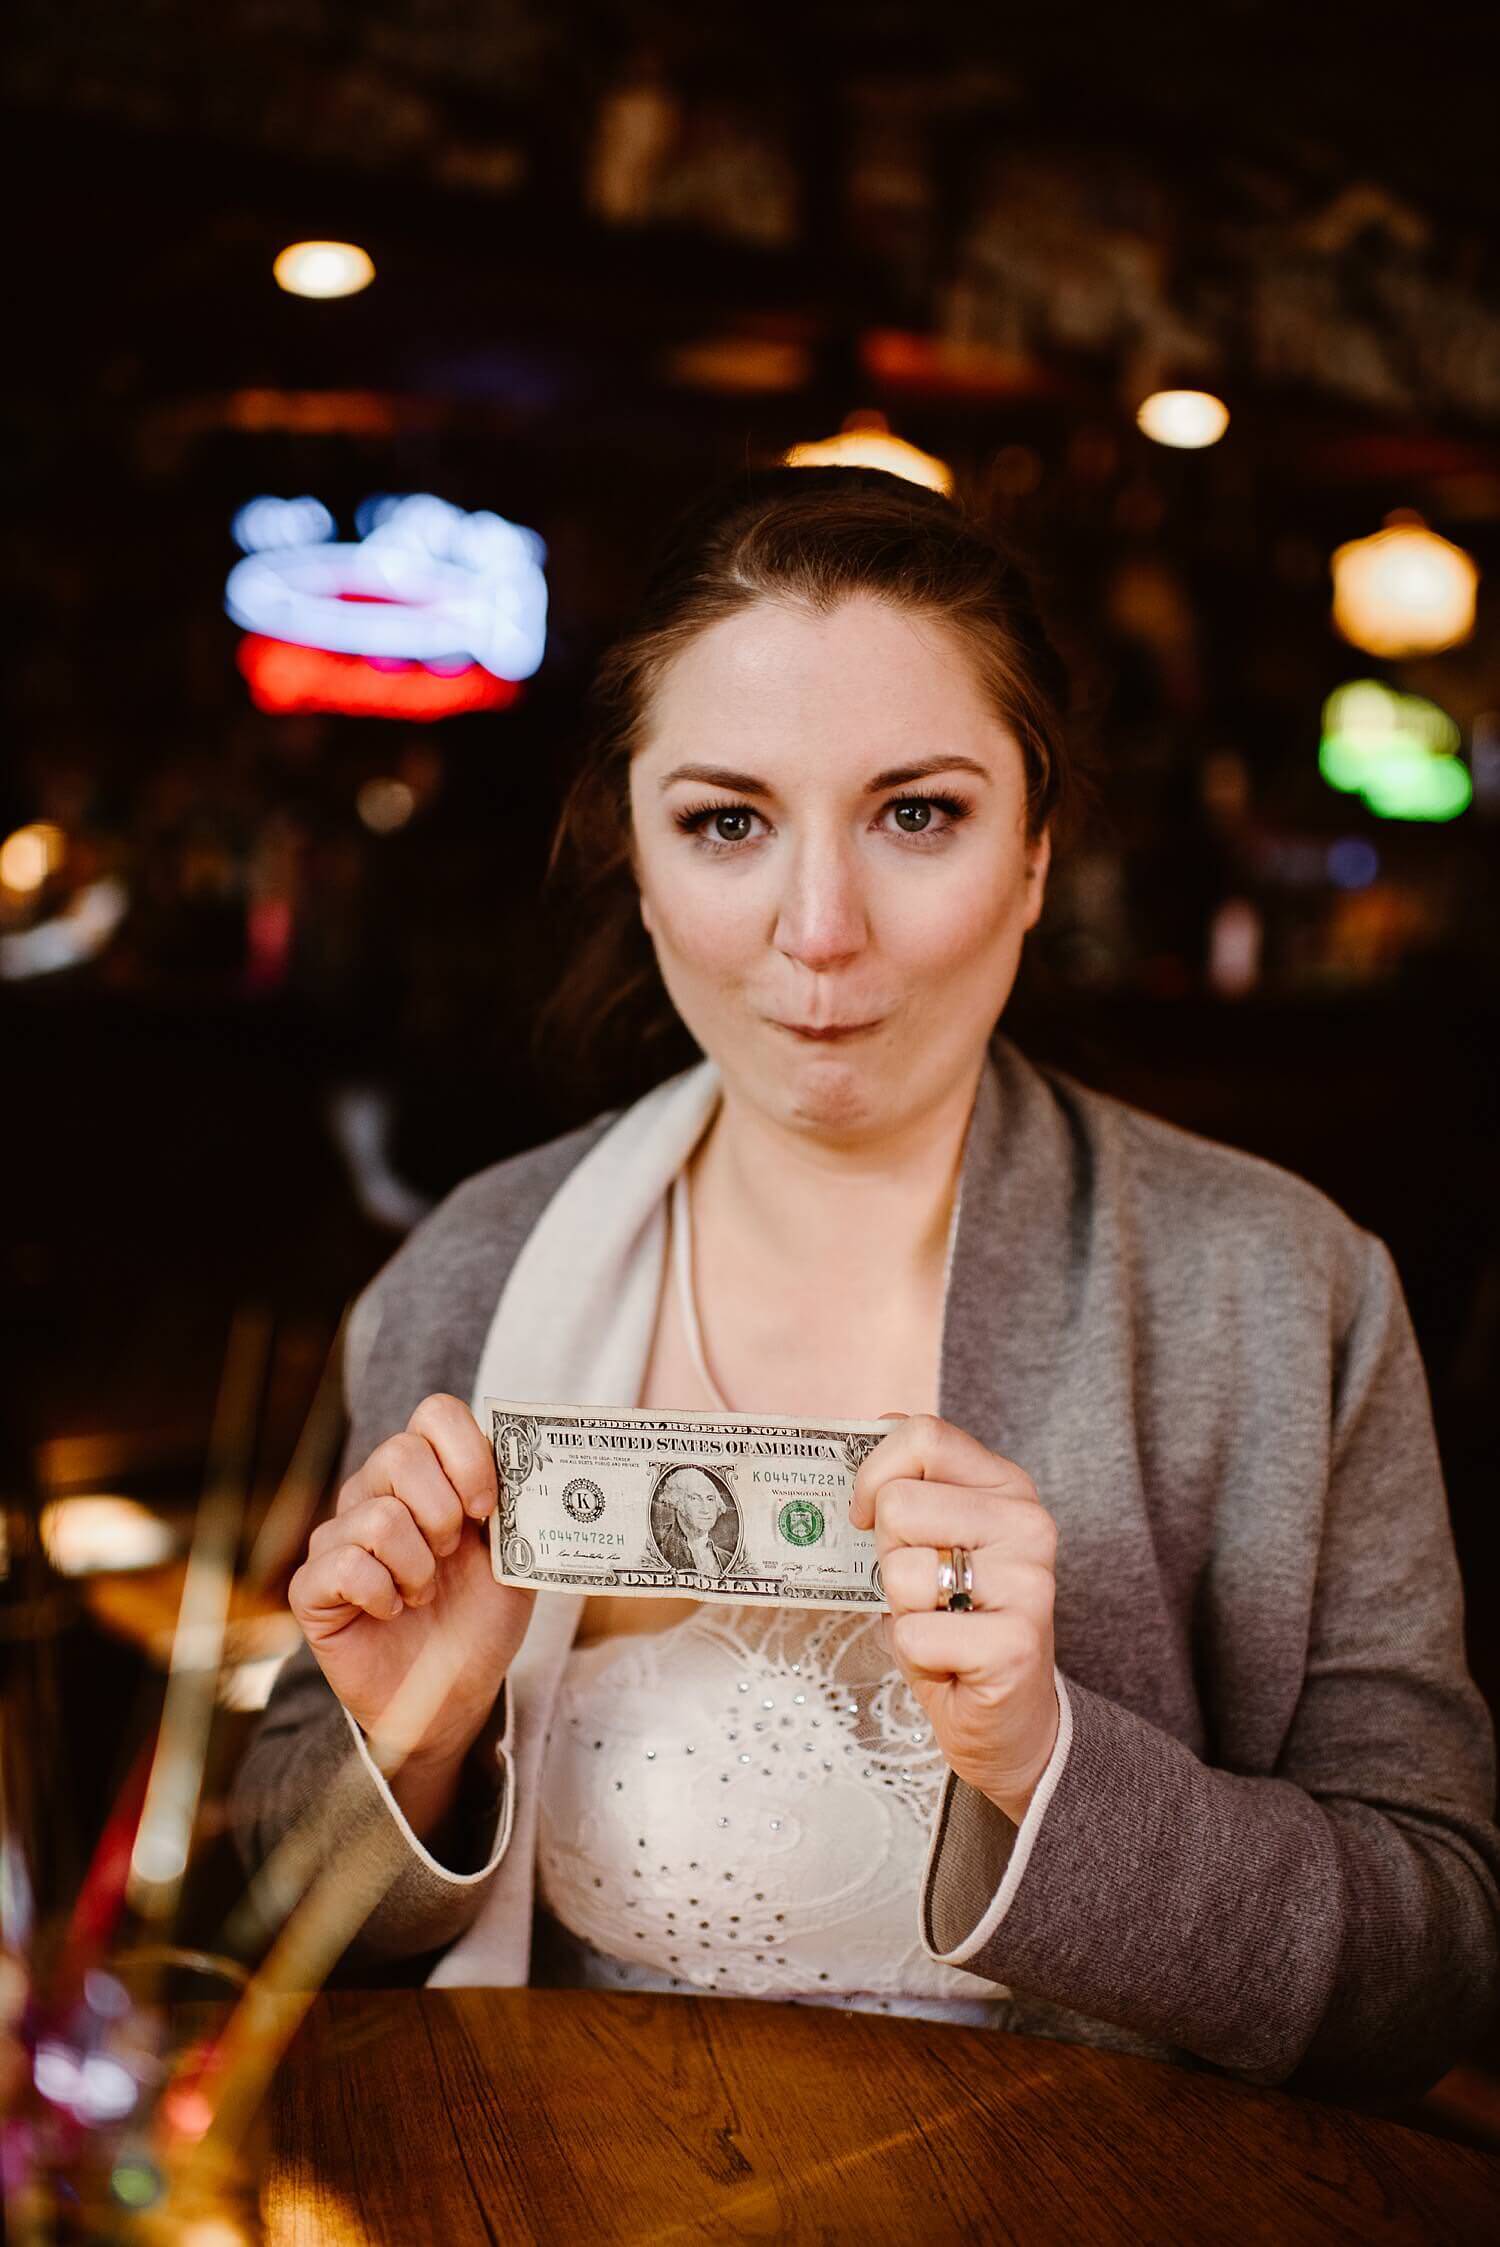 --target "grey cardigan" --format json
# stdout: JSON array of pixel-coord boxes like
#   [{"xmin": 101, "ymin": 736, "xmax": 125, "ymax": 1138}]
[{"xmin": 231, "ymin": 1031, "xmax": 1500, "ymax": 2102}]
